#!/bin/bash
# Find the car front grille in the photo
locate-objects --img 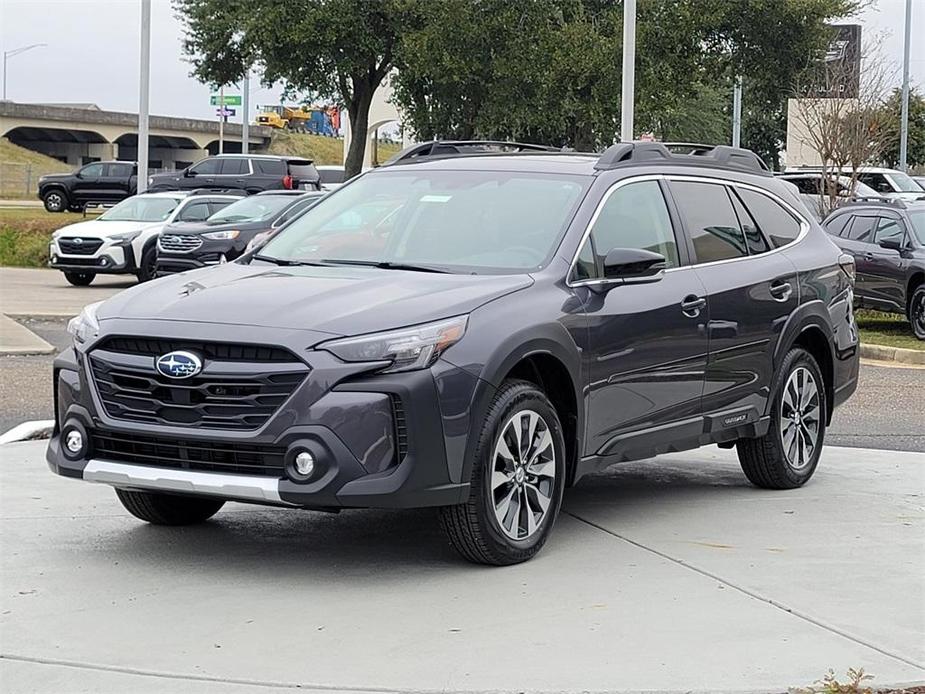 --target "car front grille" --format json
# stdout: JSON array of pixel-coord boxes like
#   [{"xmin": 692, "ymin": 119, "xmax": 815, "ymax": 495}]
[
  {"xmin": 58, "ymin": 237, "xmax": 103, "ymax": 255},
  {"xmin": 158, "ymin": 234, "xmax": 203, "ymax": 253},
  {"xmin": 89, "ymin": 339, "xmax": 309, "ymax": 430},
  {"xmin": 90, "ymin": 429, "xmax": 287, "ymax": 477}
]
